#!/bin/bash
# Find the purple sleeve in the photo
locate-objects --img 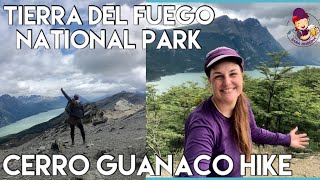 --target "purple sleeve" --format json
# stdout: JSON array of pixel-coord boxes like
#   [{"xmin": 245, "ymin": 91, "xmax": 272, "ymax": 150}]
[
  {"xmin": 297, "ymin": 30, "xmax": 309, "ymax": 38},
  {"xmin": 249, "ymin": 107, "xmax": 291, "ymax": 146},
  {"xmin": 184, "ymin": 113, "xmax": 215, "ymax": 177}
]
